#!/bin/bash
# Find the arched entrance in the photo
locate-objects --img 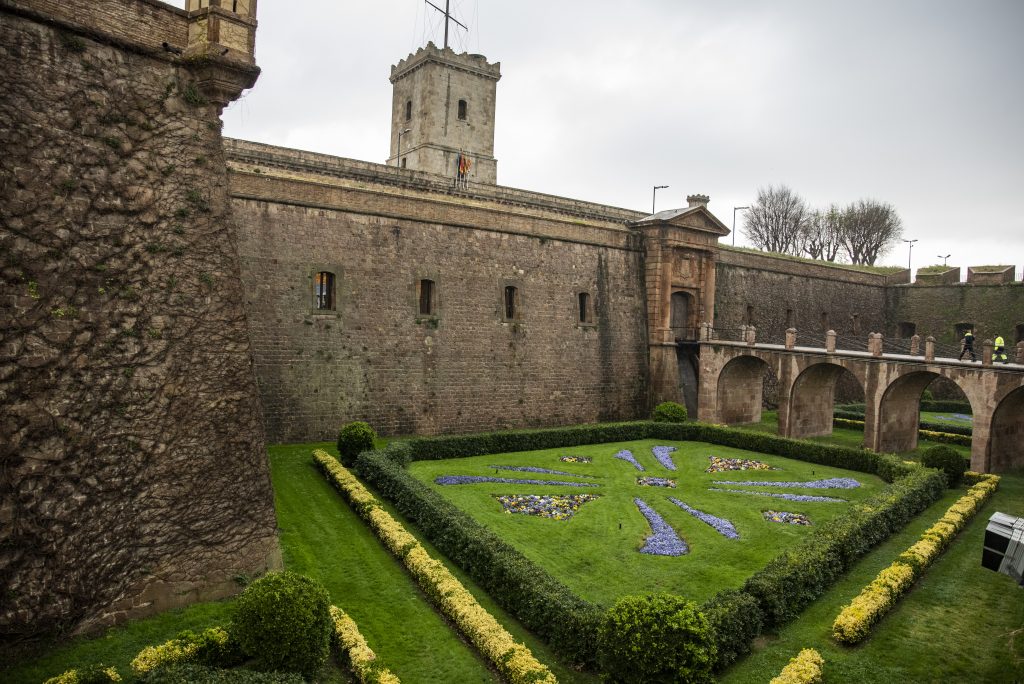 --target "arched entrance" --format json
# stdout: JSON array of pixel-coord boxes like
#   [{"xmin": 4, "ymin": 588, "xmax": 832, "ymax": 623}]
[
  {"xmin": 989, "ymin": 386, "xmax": 1024, "ymax": 472},
  {"xmin": 716, "ymin": 355, "xmax": 771, "ymax": 424},
  {"xmin": 877, "ymin": 371, "xmax": 973, "ymax": 453},
  {"xmin": 786, "ymin": 363, "xmax": 865, "ymax": 440}
]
